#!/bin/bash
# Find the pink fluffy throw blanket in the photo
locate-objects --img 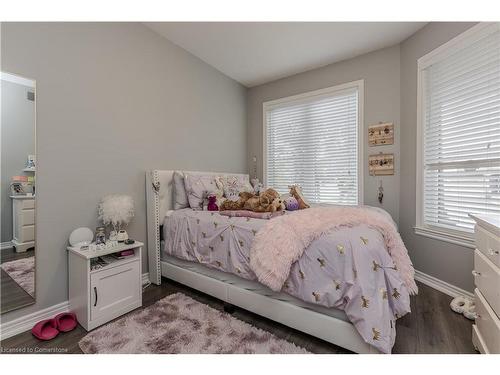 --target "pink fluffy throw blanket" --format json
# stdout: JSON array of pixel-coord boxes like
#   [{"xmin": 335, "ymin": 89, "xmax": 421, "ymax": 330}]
[{"xmin": 249, "ymin": 206, "xmax": 418, "ymax": 295}]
